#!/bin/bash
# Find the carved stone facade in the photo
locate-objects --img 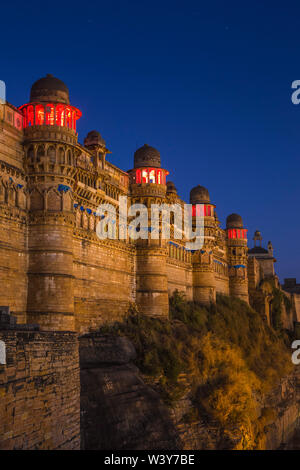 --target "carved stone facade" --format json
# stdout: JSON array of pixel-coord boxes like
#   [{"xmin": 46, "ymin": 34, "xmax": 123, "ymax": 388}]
[{"xmin": 0, "ymin": 75, "xmax": 291, "ymax": 333}]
